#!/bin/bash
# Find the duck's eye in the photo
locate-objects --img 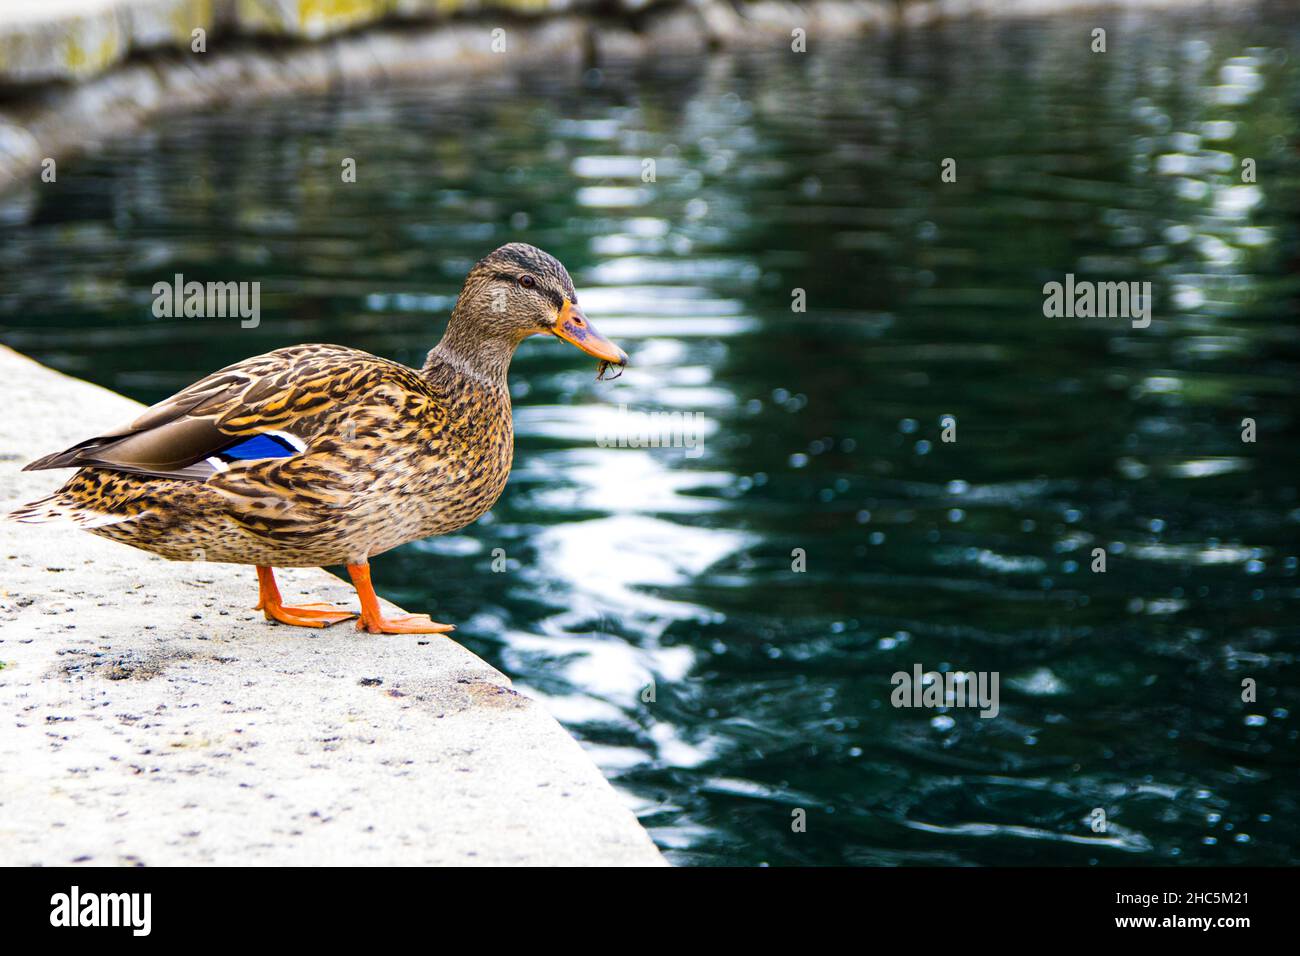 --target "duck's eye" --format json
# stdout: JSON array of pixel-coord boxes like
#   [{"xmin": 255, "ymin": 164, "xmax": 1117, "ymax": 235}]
[{"xmin": 518, "ymin": 274, "xmax": 537, "ymax": 290}]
